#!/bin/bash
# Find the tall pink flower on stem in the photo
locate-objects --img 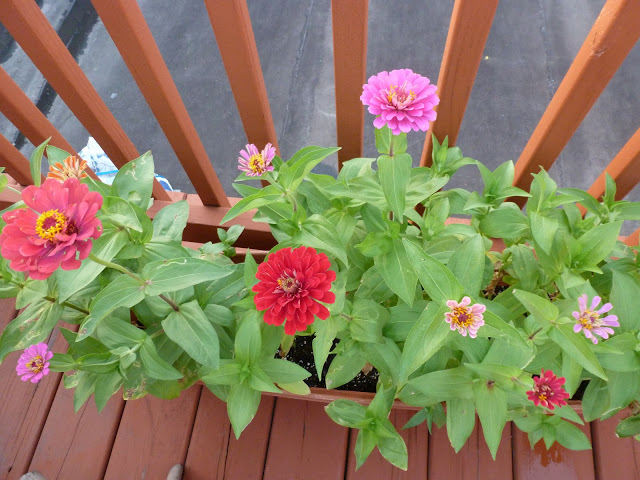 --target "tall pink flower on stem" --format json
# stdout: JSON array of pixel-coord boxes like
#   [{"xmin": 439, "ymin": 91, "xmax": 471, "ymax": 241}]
[
  {"xmin": 0, "ymin": 178, "xmax": 103, "ymax": 280},
  {"xmin": 360, "ymin": 69, "xmax": 439, "ymax": 135},
  {"xmin": 445, "ymin": 296, "xmax": 486, "ymax": 338},
  {"xmin": 16, "ymin": 343, "xmax": 53, "ymax": 383},
  {"xmin": 572, "ymin": 294, "xmax": 619, "ymax": 344},
  {"xmin": 526, "ymin": 369, "xmax": 570, "ymax": 410},
  {"xmin": 253, "ymin": 246, "xmax": 336, "ymax": 335},
  {"xmin": 238, "ymin": 143, "xmax": 276, "ymax": 177}
]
